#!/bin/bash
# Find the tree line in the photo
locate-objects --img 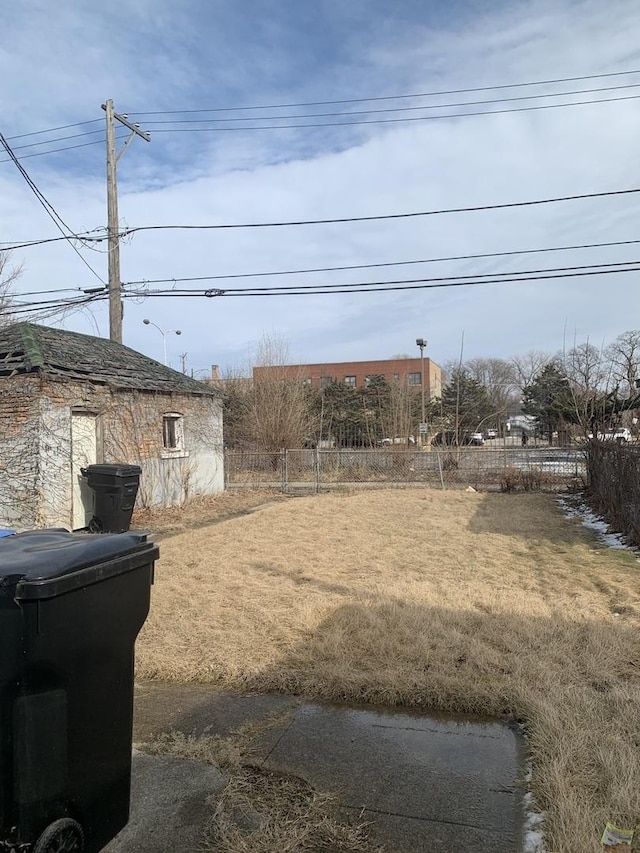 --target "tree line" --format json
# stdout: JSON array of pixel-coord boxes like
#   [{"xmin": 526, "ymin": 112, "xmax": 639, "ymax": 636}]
[{"xmin": 221, "ymin": 332, "xmax": 640, "ymax": 451}]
